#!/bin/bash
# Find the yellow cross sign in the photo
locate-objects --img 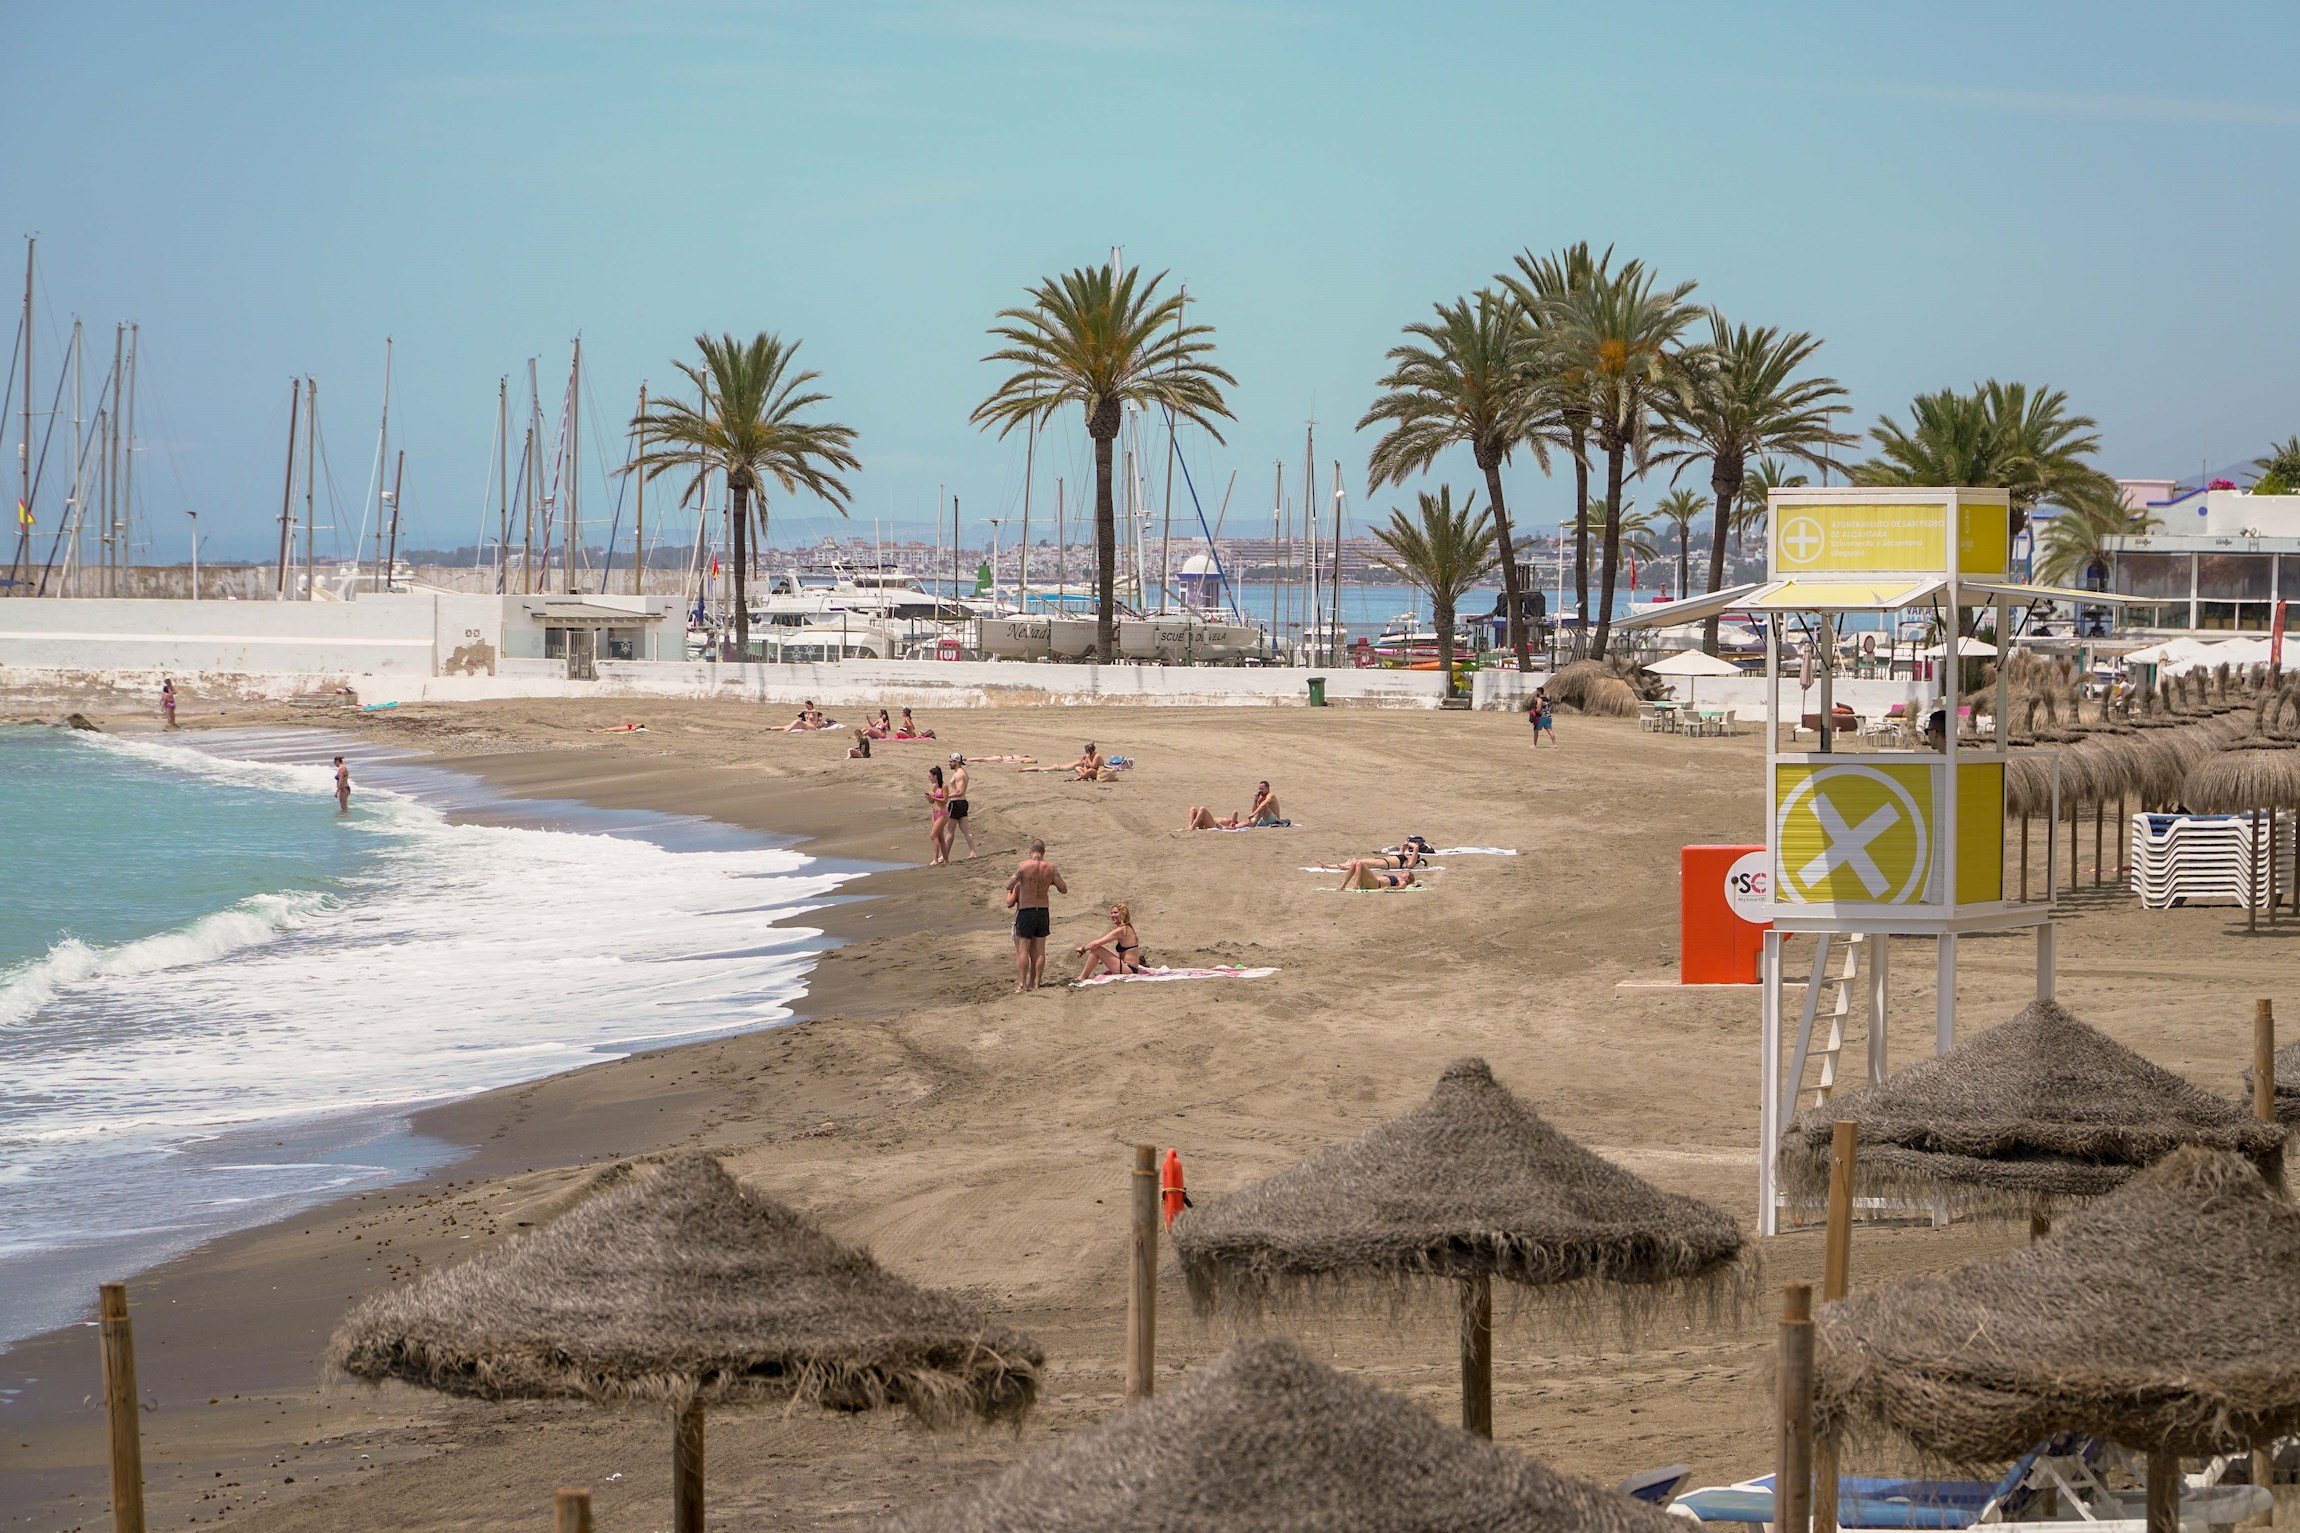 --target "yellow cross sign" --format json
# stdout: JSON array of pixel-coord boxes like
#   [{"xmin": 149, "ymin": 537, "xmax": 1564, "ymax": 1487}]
[
  {"xmin": 1769, "ymin": 497, "xmax": 2010, "ymax": 578},
  {"xmin": 1774, "ymin": 763, "xmax": 1935, "ymax": 904}
]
